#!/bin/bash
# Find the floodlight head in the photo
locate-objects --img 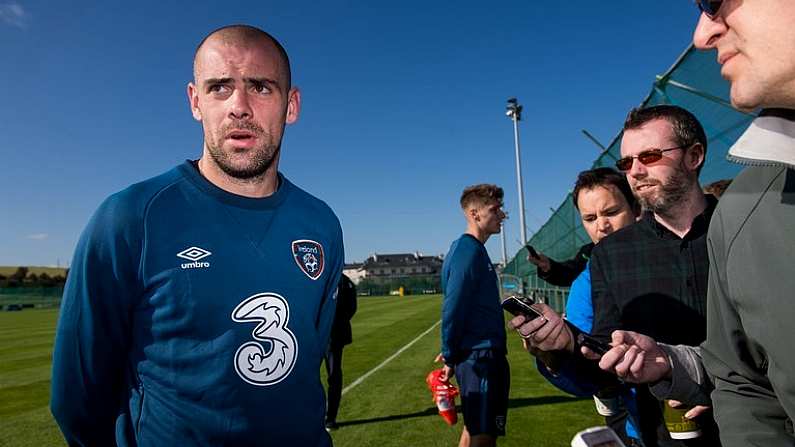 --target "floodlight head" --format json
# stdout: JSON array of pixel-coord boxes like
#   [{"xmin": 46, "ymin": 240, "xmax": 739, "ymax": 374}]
[{"xmin": 506, "ymin": 98, "xmax": 522, "ymax": 120}]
